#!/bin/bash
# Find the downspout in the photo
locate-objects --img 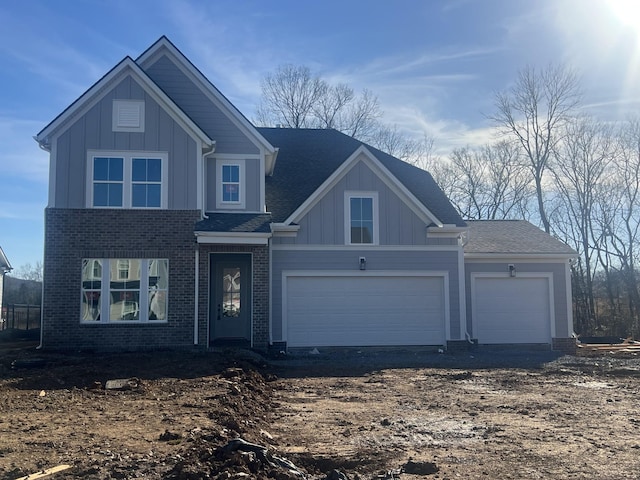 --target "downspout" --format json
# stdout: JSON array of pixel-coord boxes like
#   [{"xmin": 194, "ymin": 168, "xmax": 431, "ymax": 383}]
[
  {"xmin": 194, "ymin": 248, "xmax": 199, "ymax": 346},
  {"xmin": 459, "ymin": 230, "xmax": 474, "ymax": 344},
  {"xmin": 194, "ymin": 143, "xmax": 216, "ymax": 346}
]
